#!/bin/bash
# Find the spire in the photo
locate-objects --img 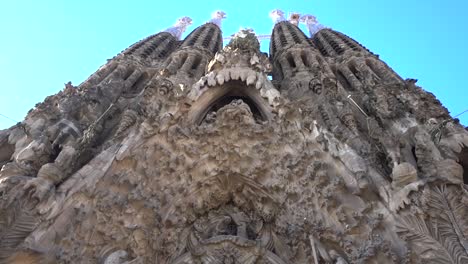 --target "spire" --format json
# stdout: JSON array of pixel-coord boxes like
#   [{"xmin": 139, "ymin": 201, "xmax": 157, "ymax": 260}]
[
  {"xmin": 288, "ymin": 12, "xmax": 301, "ymax": 26},
  {"xmin": 163, "ymin": 16, "xmax": 193, "ymax": 40},
  {"xmin": 208, "ymin": 10, "xmax": 227, "ymax": 28},
  {"xmin": 269, "ymin": 9, "xmax": 285, "ymax": 24},
  {"xmin": 300, "ymin": 14, "xmax": 326, "ymax": 37}
]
